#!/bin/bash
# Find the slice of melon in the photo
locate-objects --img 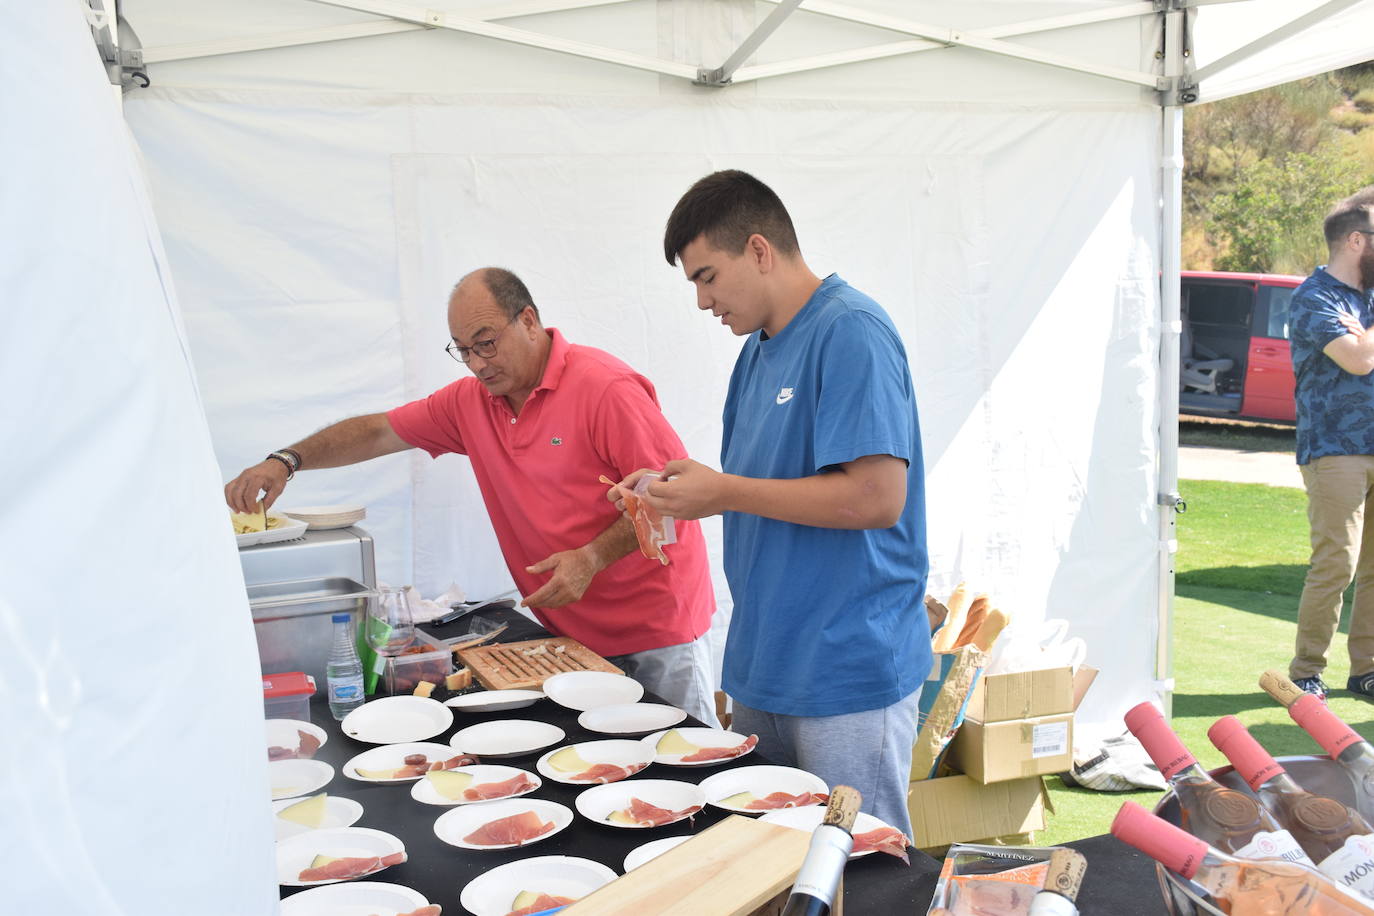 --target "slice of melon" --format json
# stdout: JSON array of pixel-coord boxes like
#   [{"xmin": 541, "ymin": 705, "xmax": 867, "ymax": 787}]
[
  {"xmin": 547, "ymin": 746, "xmax": 593, "ymax": 773},
  {"xmin": 655, "ymin": 729, "xmax": 700, "ymax": 756},
  {"xmin": 278, "ymin": 792, "xmax": 328, "ymax": 827},
  {"xmin": 717, "ymin": 791, "xmax": 757, "ymax": 808},
  {"xmin": 607, "ymin": 809, "xmax": 638, "ymax": 825},
  {"xmin": 355, "ymin": 766, "xmax": 401, "ymax": 779},
  {"xmin": 308, "ymin": 854, "xmax": 340, "ymax": 869},
  {"xmin": 427, "ymin": 769, "xmax": 475, "ymax": 800},
  {"xmin": 511, "ymin": 890, "xmax": 542, "ymax": 909}
]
